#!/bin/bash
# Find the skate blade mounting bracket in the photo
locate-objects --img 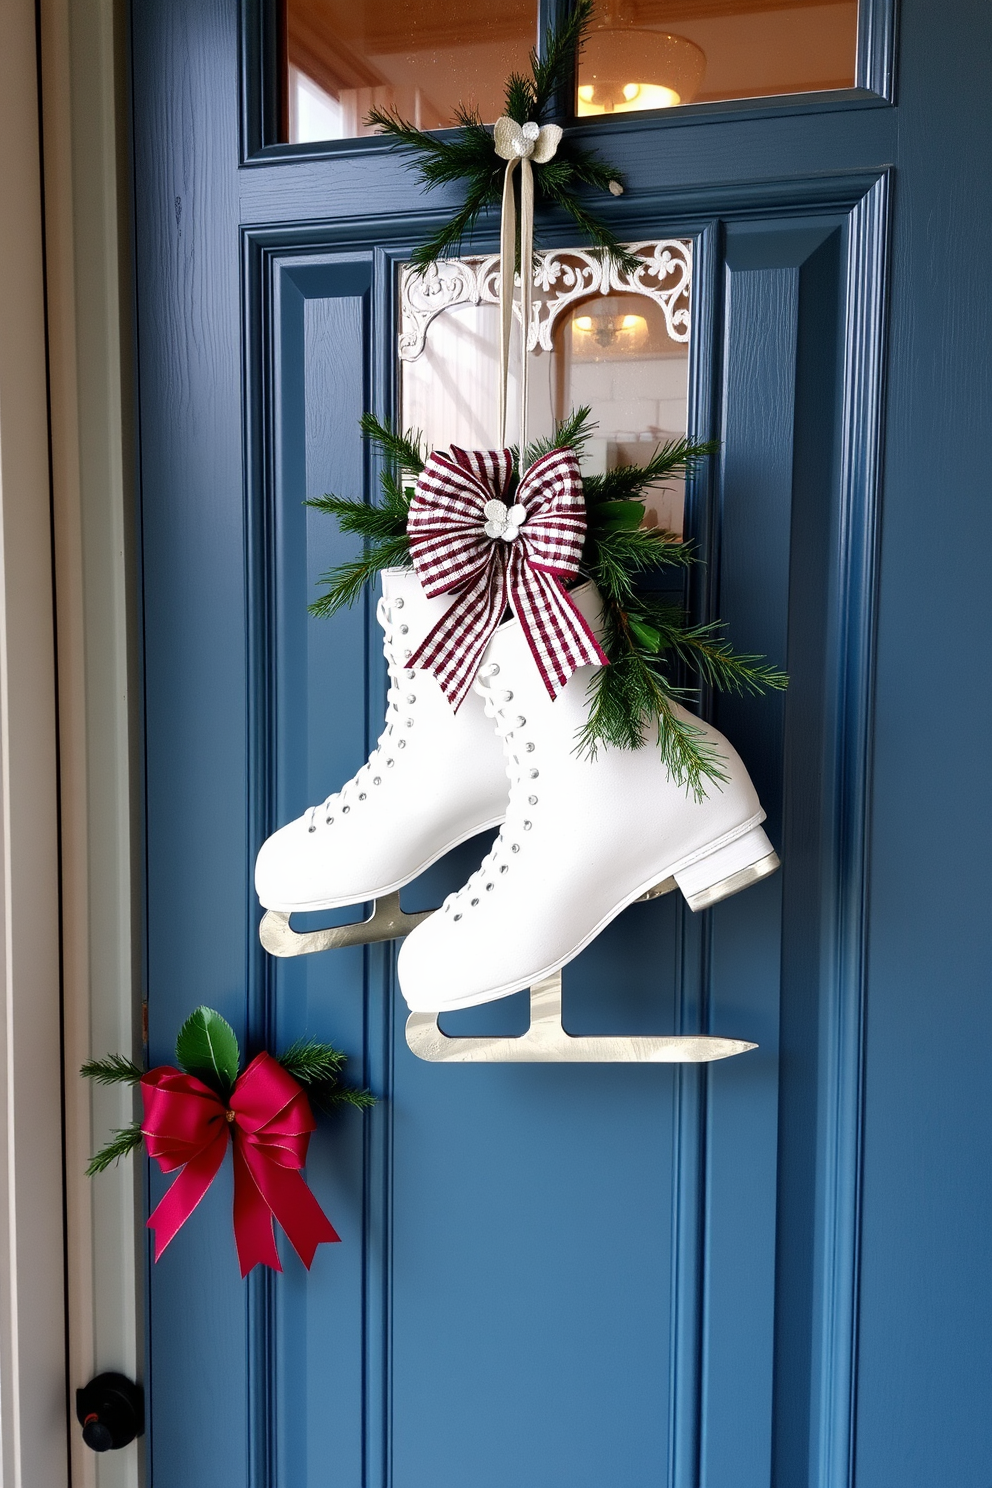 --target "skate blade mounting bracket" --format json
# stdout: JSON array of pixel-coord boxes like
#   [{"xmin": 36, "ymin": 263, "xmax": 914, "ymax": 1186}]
[
  {"xmin": 259, "ymin": 893, "xmax": 432, "ymax": 958},
  {"xmin": 405, "ymin": 875, "xmax": 757, "ymax": 1064}
]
